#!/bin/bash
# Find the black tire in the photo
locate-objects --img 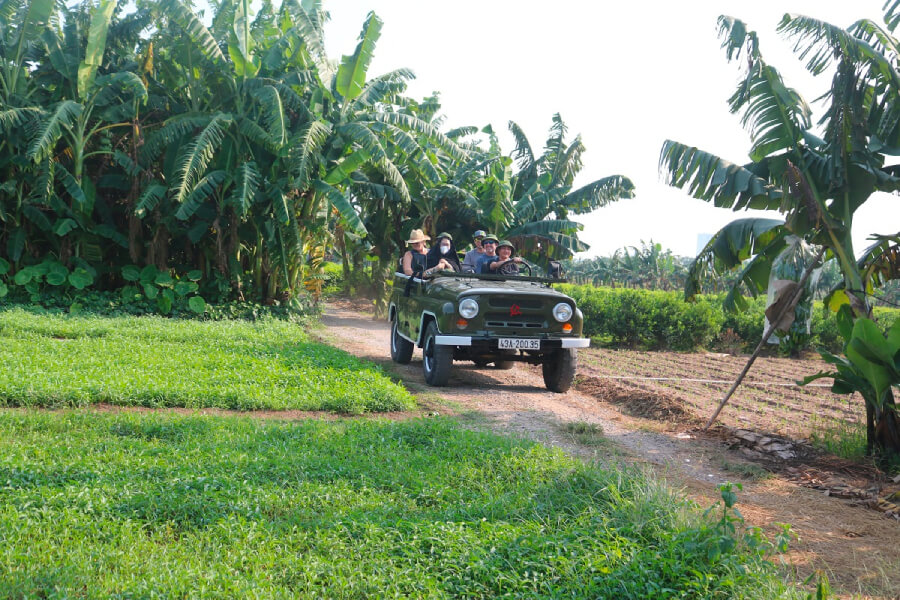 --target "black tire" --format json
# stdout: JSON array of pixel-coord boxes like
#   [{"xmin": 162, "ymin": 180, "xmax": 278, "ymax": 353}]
[
  {"xmin": 542, "ymin": 349, "xmax": 577, "ymax": 393},
  {"xmin": 390, "ymin": 318, "xmax": 414, "ymax": 364},
  {"xmin": 422, "ymin": 322, "xmax": 453, "ymax": 386}
]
